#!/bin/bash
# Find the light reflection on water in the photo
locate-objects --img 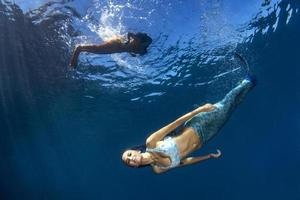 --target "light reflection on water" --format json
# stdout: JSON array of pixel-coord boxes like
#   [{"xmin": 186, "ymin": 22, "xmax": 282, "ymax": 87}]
[
  {"xmin": 11, "ymin": 0, "xmax": 296, "ymax": 100},
  {"xmin": 68, "ymin": 0, "xmax": 247, "ymax": 95}
]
